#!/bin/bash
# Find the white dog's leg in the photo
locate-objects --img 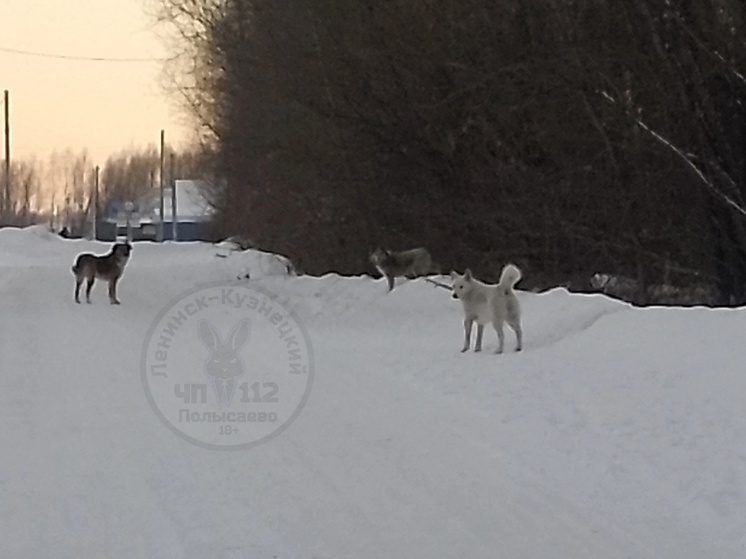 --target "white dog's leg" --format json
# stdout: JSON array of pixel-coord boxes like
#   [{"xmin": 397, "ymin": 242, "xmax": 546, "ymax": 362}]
[
  {"xmin": 509, "ymin": 319, "xmax": 522, "ymax": 352},
  {"xmin": 494, "ymin": 320, "xmax": 505, "ymax": 354},
  {"xmin": 475, "ymin": 324, "xmax": 484, "ymax": 352},
  {"xmin": 462, "ymin": 319, "xmax": 473, "ymax": 352}
]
